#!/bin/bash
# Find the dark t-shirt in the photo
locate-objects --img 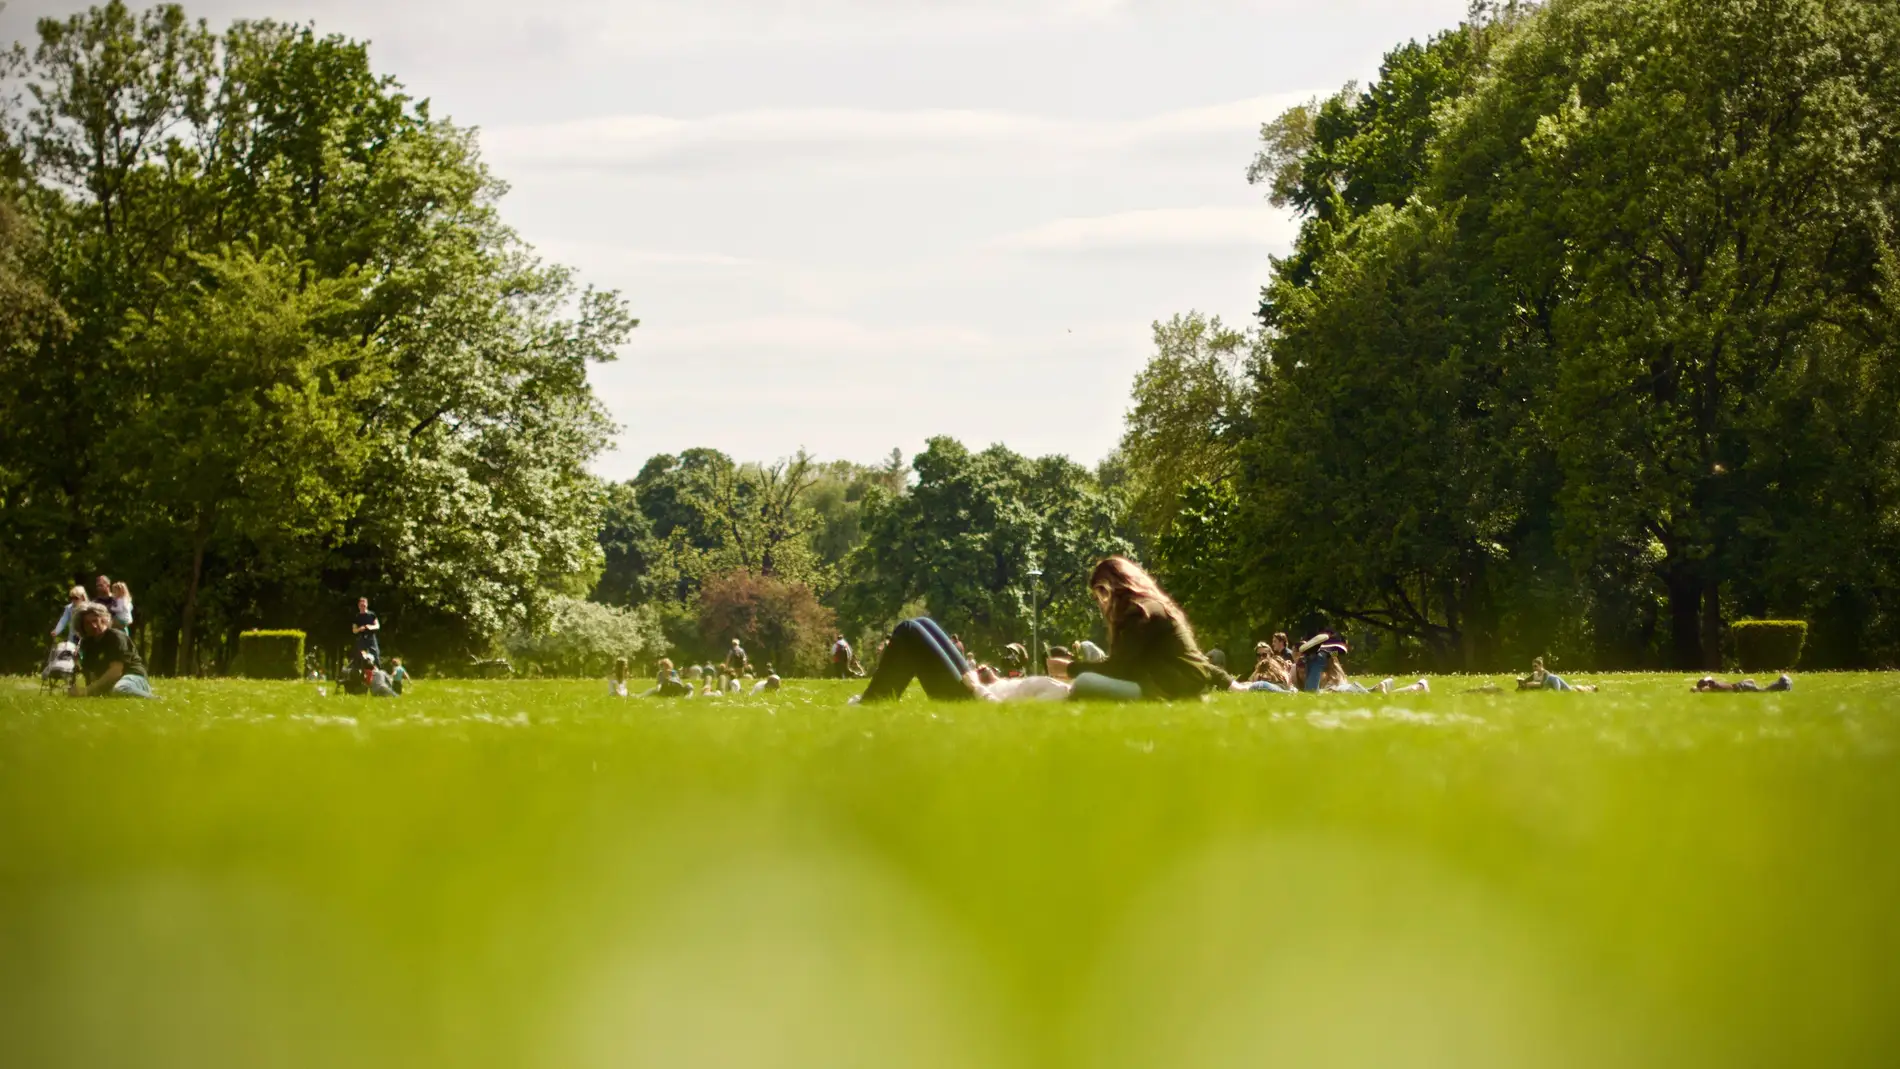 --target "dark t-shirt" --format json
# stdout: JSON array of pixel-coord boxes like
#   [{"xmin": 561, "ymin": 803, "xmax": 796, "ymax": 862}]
[
  {"xmin": 82, "ymin": 627, "xmax": 146, "ymax": 680},
  {"xmin": 355, "ymin": 611, "xmax": 380, "ymax": 647}
]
